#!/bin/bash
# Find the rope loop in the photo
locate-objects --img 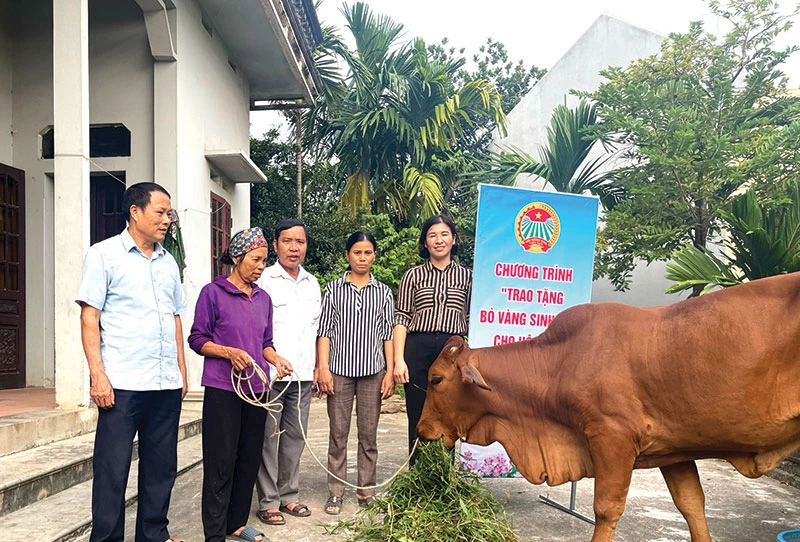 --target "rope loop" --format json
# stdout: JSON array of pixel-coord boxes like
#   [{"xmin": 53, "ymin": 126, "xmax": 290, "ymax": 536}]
[{"xmin": 231, "ymin": 364, "xmax": 419, "ymax": 491}]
